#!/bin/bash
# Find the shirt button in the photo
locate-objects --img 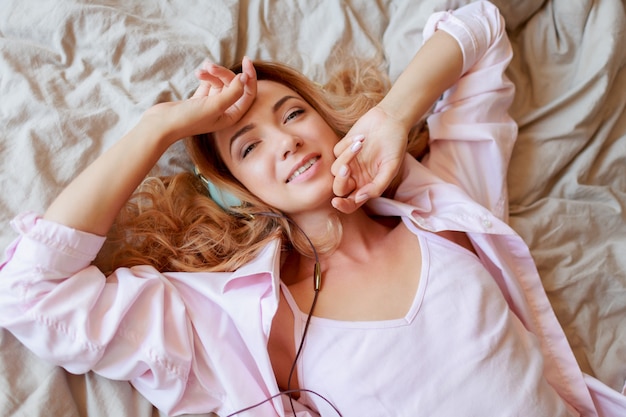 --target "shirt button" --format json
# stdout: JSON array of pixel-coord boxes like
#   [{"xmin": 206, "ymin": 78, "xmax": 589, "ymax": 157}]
[{"xmin": 482, "ymin": 217, "xmax": 492, "ymax": 229}]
